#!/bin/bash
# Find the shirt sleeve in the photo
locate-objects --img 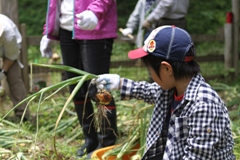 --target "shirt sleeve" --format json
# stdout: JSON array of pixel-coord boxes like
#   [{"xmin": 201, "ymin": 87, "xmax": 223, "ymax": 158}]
[
  {"xmin": 87, "ymin": 0, "xmax": 115, "ymax": 20},
  {"xmin": 146, "ymin": 0, "xmax": 174, "ymax": 23},
  {"xmin": 183, "ymin": 102, "xmax": 234, "ymax": 159},
  {"xmin": 125, "ymin": 0, "xmax": 143, "ymax": 30},
  {"xmin": 120, "ymin": 78, "xmax": 163, "ymax": 104},
  {"xmin": 2, "ymin": 28, "xmax": 21, "ymax": 60}
]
